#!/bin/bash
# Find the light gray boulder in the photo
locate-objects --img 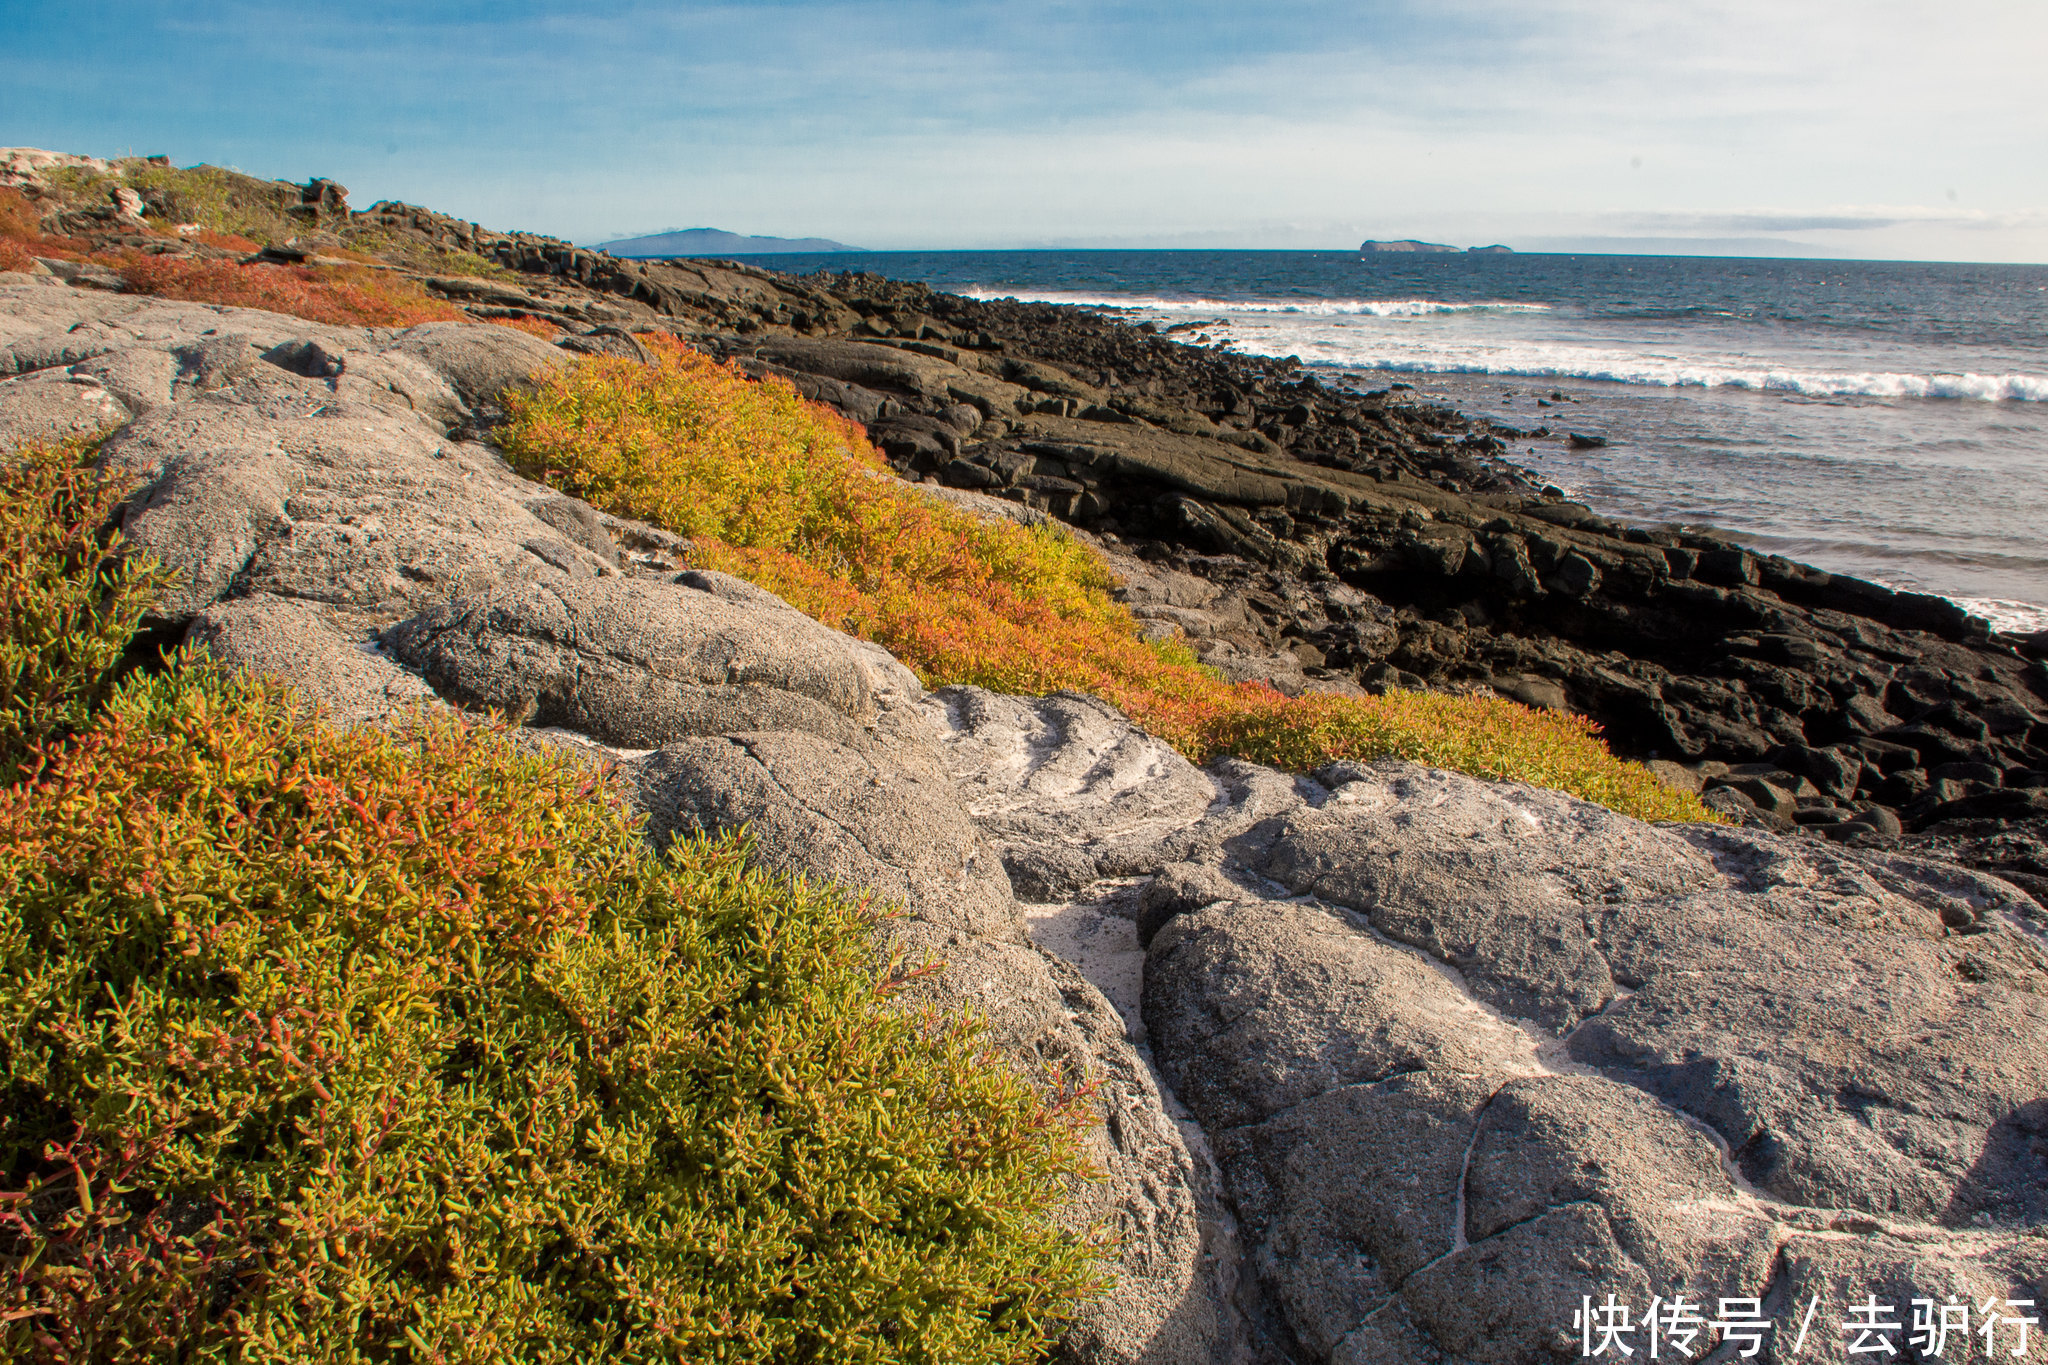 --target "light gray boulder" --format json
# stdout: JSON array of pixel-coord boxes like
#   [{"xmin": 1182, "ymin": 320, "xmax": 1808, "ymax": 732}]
[
  {"xmin": 924, "ymin": 685, "xmax": 1308, "ymax": 900},
  {"xmin": 385, "ymin": 574, "xmax": 883, "ymax": 751},
  {"xmin": 71, "ymin": 345, "xmax": 179, "ymax": 413},
  {"xmin": 385, "ymin": 319, "xmax": 568, "ymax": 410},
  {"xmin": 624, "ymin": 729, "xmax": 1019, "ymax": 941},
  {"xmin": 0, "ymin": 368, "xmax": 131, "ymax": 448},
  {"xmin": 918, "ymin": 675, "xmax": 2048, "ymax": 1363},
  {"xmin": 1262, "ymin": 765, "xmax": 2048, "ymax": 1224},
  {"xmin": 185, "ymin": 593, "xmax": 440, "ymax": 726},
  {"xmin": 99, "ymin": 381, "xmax": 611, "ymax": 622}
]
